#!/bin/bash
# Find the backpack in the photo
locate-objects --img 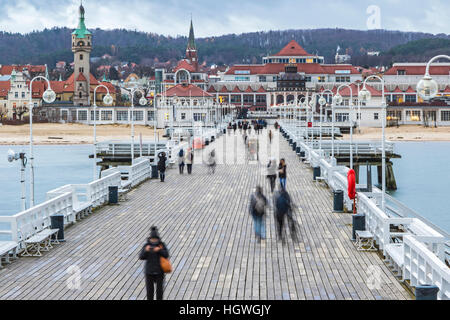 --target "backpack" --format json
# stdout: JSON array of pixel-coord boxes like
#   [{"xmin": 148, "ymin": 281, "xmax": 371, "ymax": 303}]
[
  {"xmin": 276, "ymin": 193, "xmax": 290, "ymax": 215},
  {"xmin": 178, "ymin": 149, "xmax": 184, "ymax": 158},
  {"xmin": 254, "ymin": 195, "xmax": 266, "ymax": 216}
]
